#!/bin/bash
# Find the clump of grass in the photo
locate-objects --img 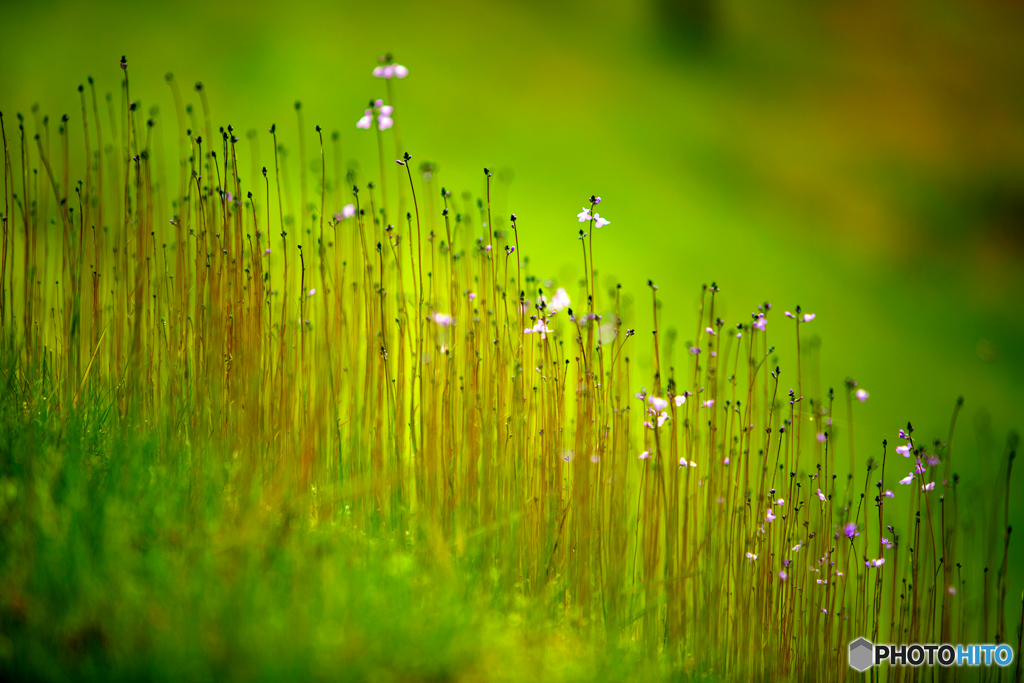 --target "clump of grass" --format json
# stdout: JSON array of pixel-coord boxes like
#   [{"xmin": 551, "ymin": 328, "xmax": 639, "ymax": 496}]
[{"xmin": 0, "ymin": 54, "xmax": 1020, "ymax": 682}]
